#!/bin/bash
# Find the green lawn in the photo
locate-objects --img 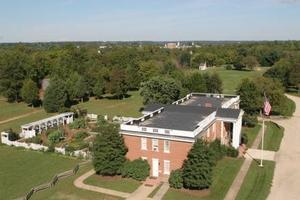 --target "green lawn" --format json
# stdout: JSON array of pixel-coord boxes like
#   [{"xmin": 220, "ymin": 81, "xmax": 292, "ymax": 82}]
[
  {"xmin": 0, "ymin": 98, "xmax": 40, "ymax": 121},
  {"xmin": 260, "ymin": 122, "xmax": 284, "ymax": 151},
  {"xmin": 0, "ymin": 145, "xmax": 81, "ymax": 200},
  {"xmin": 31, "ymin": 164, "xmax": 122, "ymax": 200},
  {"xmin": 75, "ymin": 91, "xmax": 143, "ymax": 118},
  {"xmin": 236, "ymin": 161, "xmax": 275, "ymax": 200},
  {"xmin": 0, "ymin": 111, "xmax": 53, "ymax": 133},
  {"xmin": 185, "ymin": 67, "xmax": 268, "ymax": 94},
  {"xmin": 84, "ymin": 174, "xmax": 141, "ymax": 193},
  {"xmin": 163, "ymin": 157, "xmax": 244, "ymax": 200},
  {"xmin": 243, "ymin": 124, "xmax": 262, "ymax": 147}
]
